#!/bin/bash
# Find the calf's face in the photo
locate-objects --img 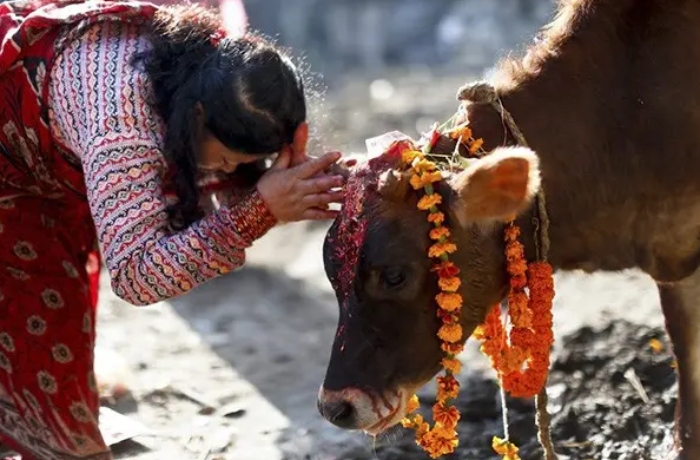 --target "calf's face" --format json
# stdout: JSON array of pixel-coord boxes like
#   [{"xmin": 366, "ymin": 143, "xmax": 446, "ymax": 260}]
[{"xmin": 318, "ymin": 144, "xmax": 542, "ymax": 434}]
